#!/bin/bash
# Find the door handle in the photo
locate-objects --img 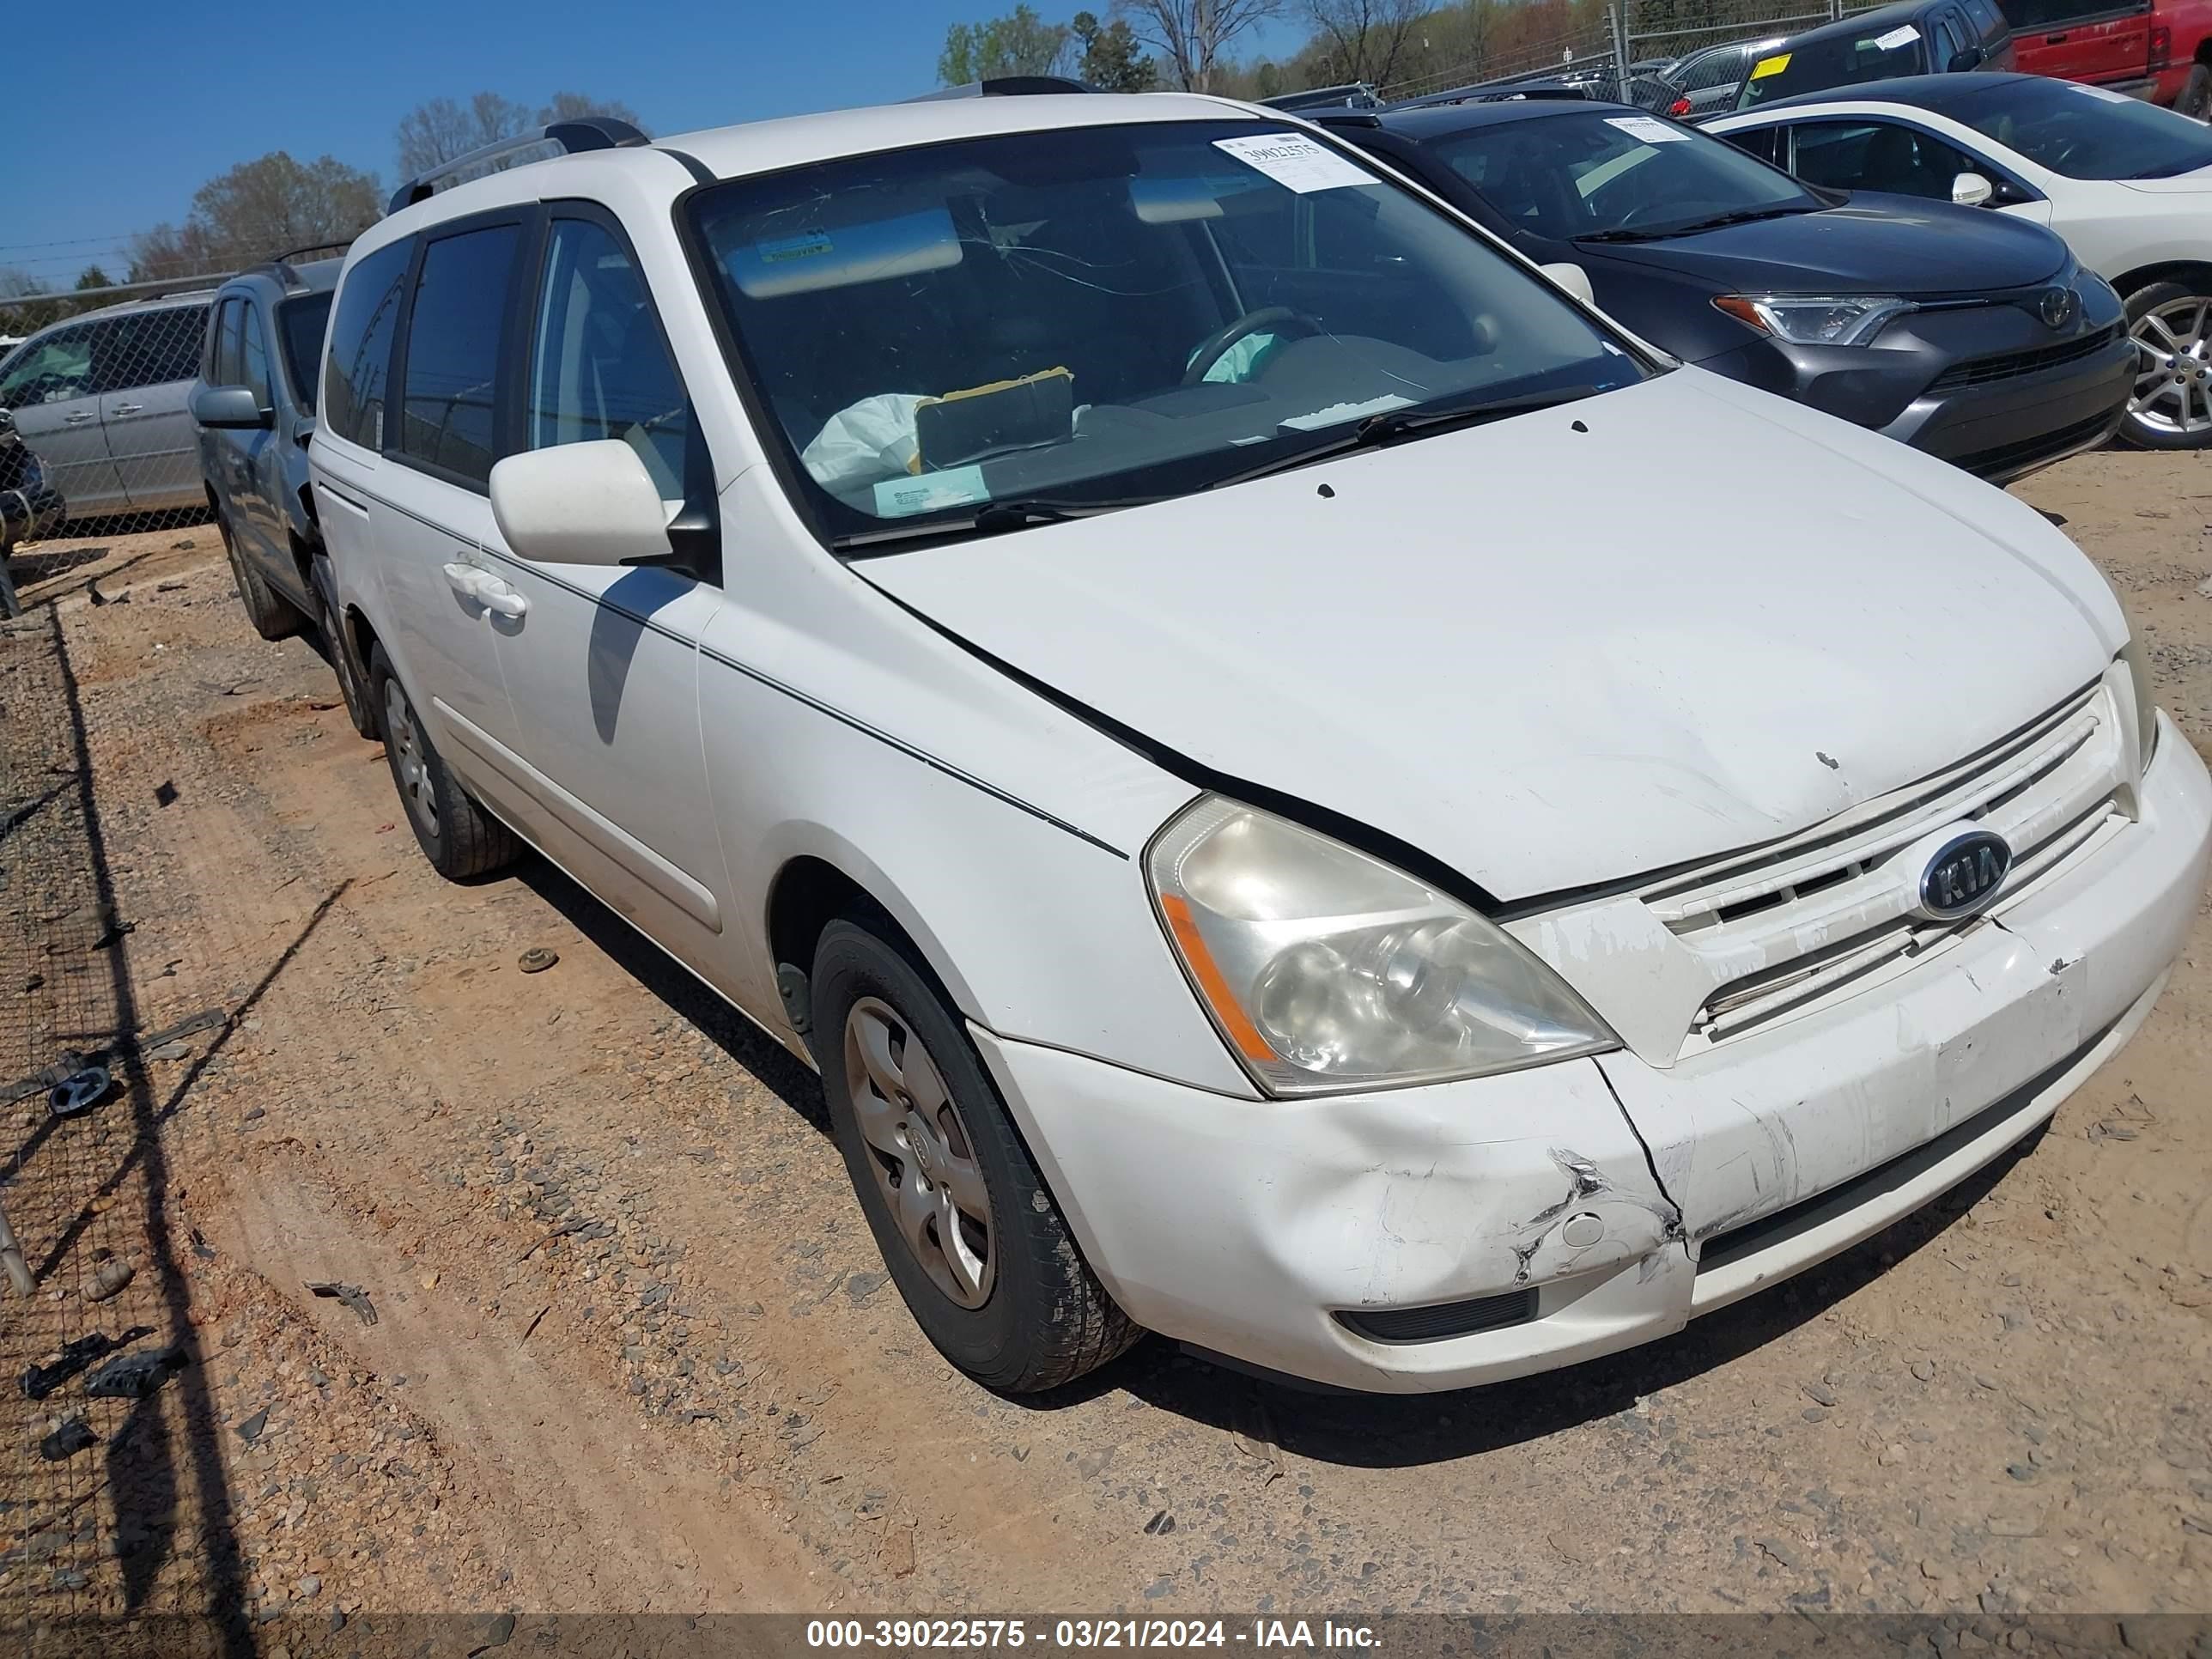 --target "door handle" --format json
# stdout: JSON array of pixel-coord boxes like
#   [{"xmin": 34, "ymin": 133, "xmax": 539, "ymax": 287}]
[
  {"xmin": 110, "ymin": 402, "xmax": 143, "ymax": 416},
  {"xmin": 63, "ymin": 410, "xmax": 95, "ymax": 424},
  {"xmin": 443, "ymin": 561, "xmax": 493, "ymax": 601},
  {"xmin": 2045, "ymin": 30, "xmax": 2068, "ymax": 40},
  {"xmin": 441, "ymin": 562, "xmax": 527, "ymax": 619}
]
